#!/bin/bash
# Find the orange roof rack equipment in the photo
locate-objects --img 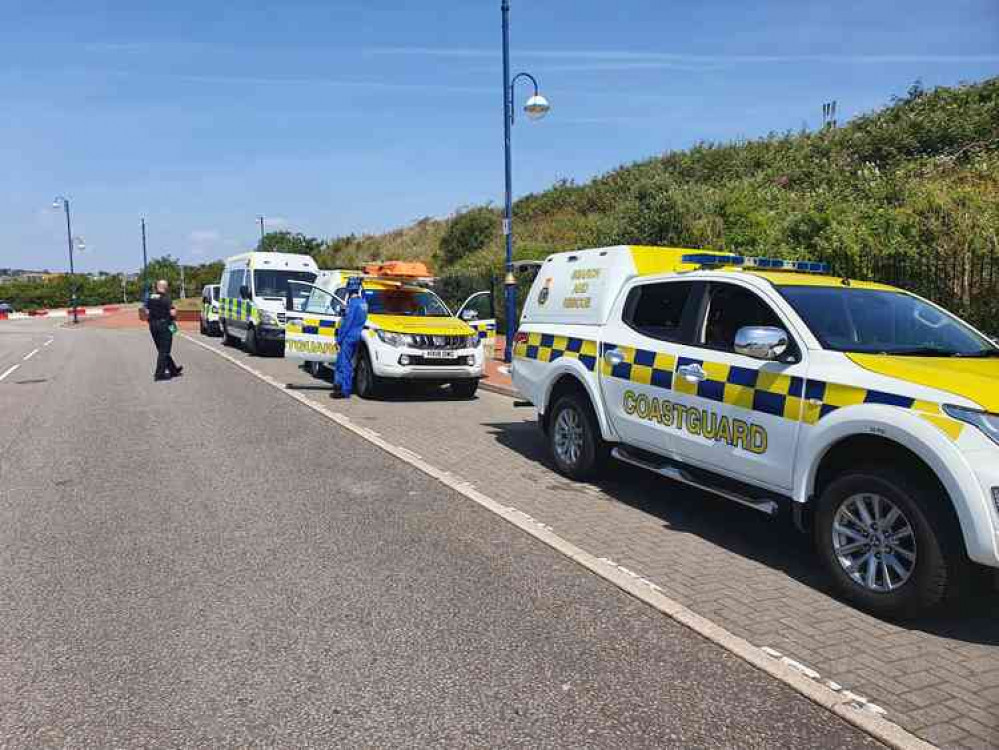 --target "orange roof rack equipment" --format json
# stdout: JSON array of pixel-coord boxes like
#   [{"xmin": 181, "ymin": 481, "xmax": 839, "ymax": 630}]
[{"xmin": 363, "ymin": 260, "xmax": 432, "ymax": 280}]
